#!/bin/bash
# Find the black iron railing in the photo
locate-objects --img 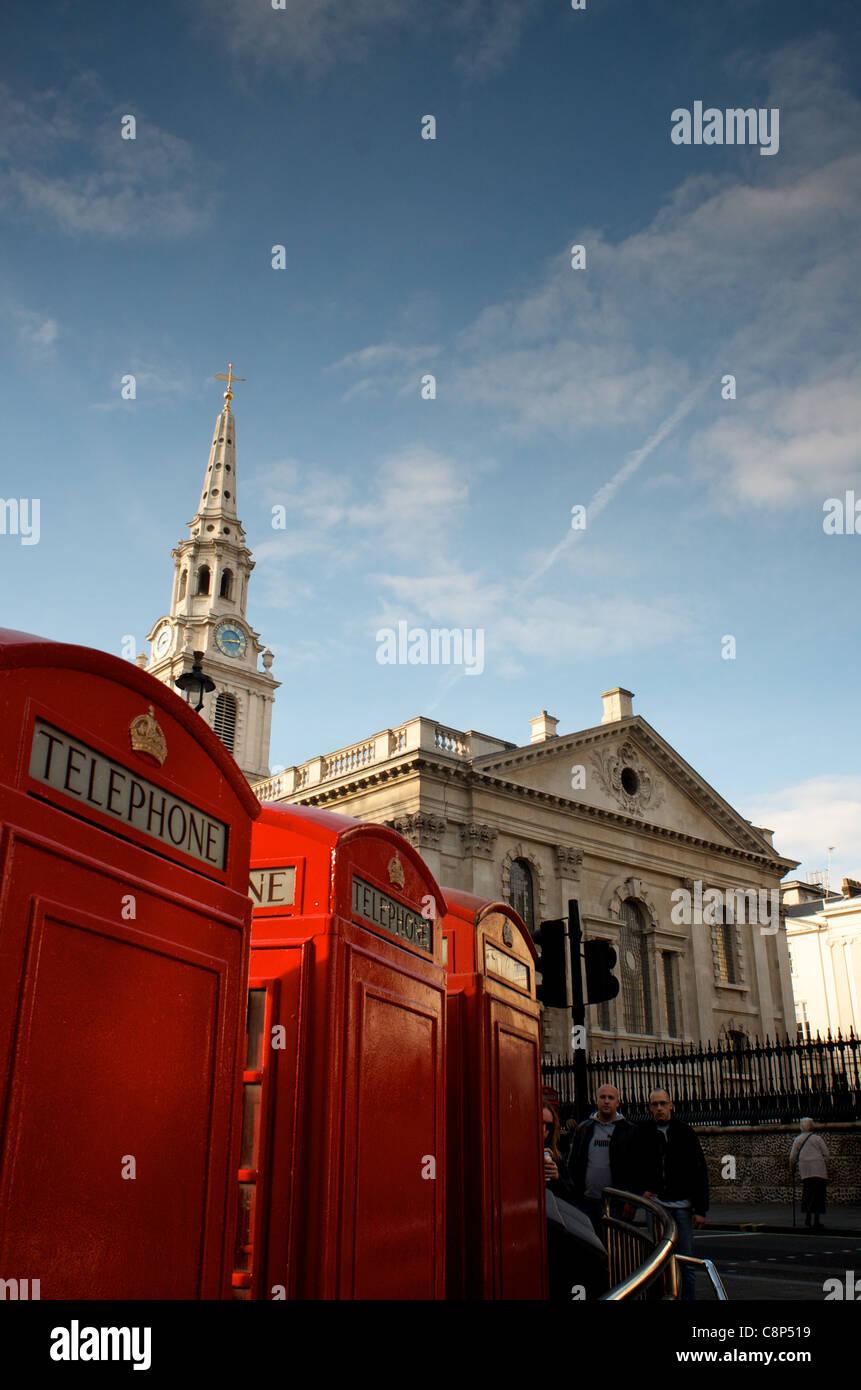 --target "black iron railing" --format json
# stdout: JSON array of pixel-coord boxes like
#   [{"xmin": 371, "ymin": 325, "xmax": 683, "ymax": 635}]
[{"xmin": 544, "ymin": 1030, "xmax": 861, "ymax": 1126}]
